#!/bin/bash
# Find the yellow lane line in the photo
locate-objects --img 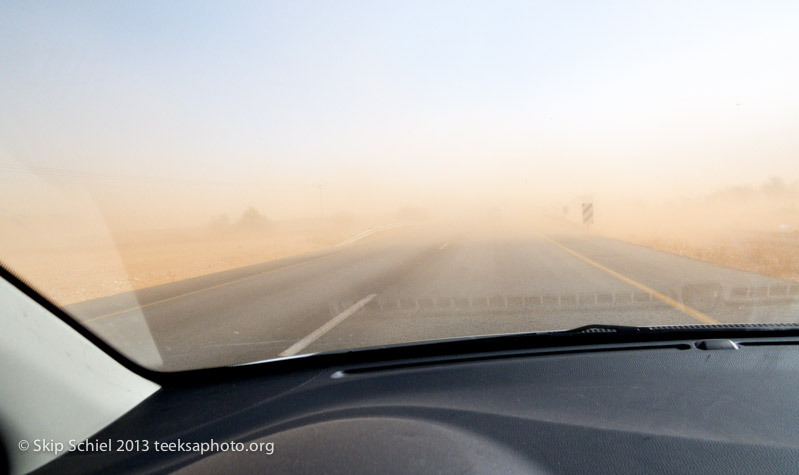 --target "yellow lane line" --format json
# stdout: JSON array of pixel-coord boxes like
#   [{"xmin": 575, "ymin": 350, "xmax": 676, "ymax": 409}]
[
  {"xmin": 540, "ymin": 234, "xmax": 720, "ymax": 325},
  {"xmin": 83, "ymin": 253, "xmax": 337, "ymax": 323}
]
